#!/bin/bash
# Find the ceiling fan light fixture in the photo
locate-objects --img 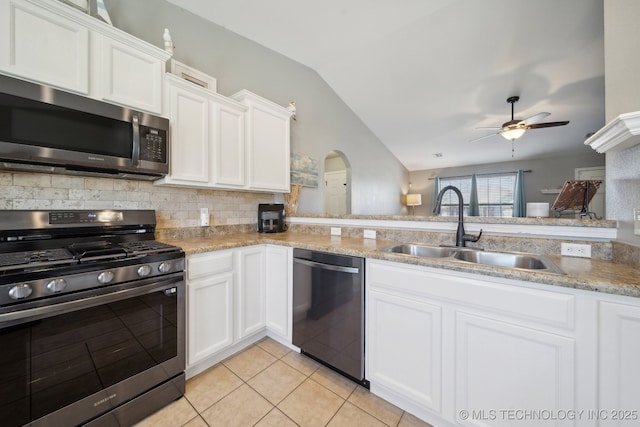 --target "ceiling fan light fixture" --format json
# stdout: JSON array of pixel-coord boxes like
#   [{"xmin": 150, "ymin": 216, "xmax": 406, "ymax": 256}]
[{"xmin": 501, "ymin": 127, "xmax": 526, "ymax": 141}]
